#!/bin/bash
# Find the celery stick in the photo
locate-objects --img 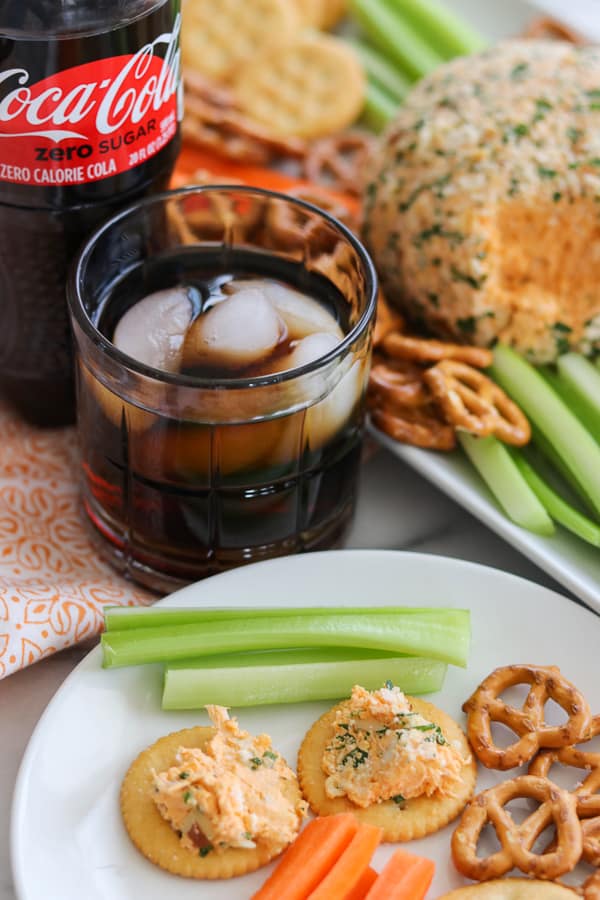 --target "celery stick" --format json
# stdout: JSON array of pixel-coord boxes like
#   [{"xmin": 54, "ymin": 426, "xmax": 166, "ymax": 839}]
[
  {"xmin": 541, "ymin": 366, "xmax": 600, "ymax": 446},
  {"xmin": 384, "ymin": 0, "xmax": 487, "ymax": 58},
  {"xmin": 104, "ymin": 605, "xmax": 449, "ymax": 631},
  {"xmin": 162, "ymin": 649, "xmax": 447, "ymax": 709},
  {"xmin": 529, "ymin": 423, "xmax": 598, "ymax": 518},
  {"xmin": 458, "ymin": 433, "xmax": 554, "ymax": 535},
  {"xmin": 362, "ymin": 80, "xmax": 397, "ymax": 131},
  {"xmin": 101, "ymin": 608, "xmax": 471, "ymax": 669},
  {"xmin": 491, "ymin": 344, "xmax": 600, "ymax": 516},
  {"xmin": 347, "ymin": 38, "xmax": 410, "ymax": 102},
  {"xmin": 511, "ymin": 451, "xmax": 600, "ymax": 547},
  {"xmin": 556, "ymin": 354, "xmax": 600, "ymax": 444},
  {"xmin": 348, "ymin": 0, "xmax": 443, "ymax": 81}
]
